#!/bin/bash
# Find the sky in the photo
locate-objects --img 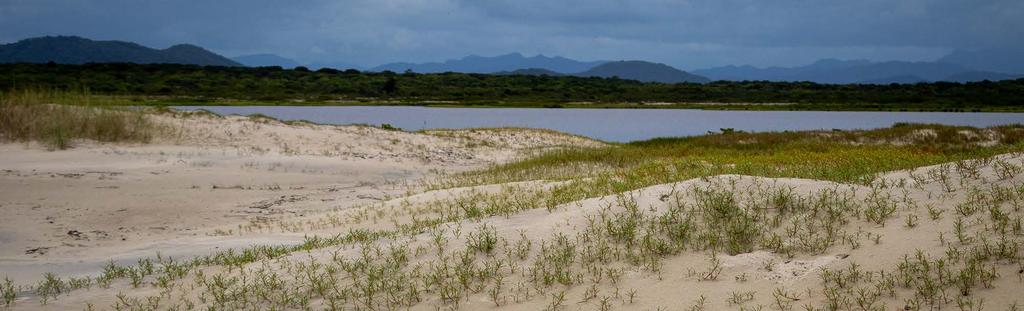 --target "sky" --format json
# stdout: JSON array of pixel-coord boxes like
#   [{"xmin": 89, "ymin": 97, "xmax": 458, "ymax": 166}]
[{"xmin": 1, "ymin": 0, "xmax": 1022, "ymax": 69}]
